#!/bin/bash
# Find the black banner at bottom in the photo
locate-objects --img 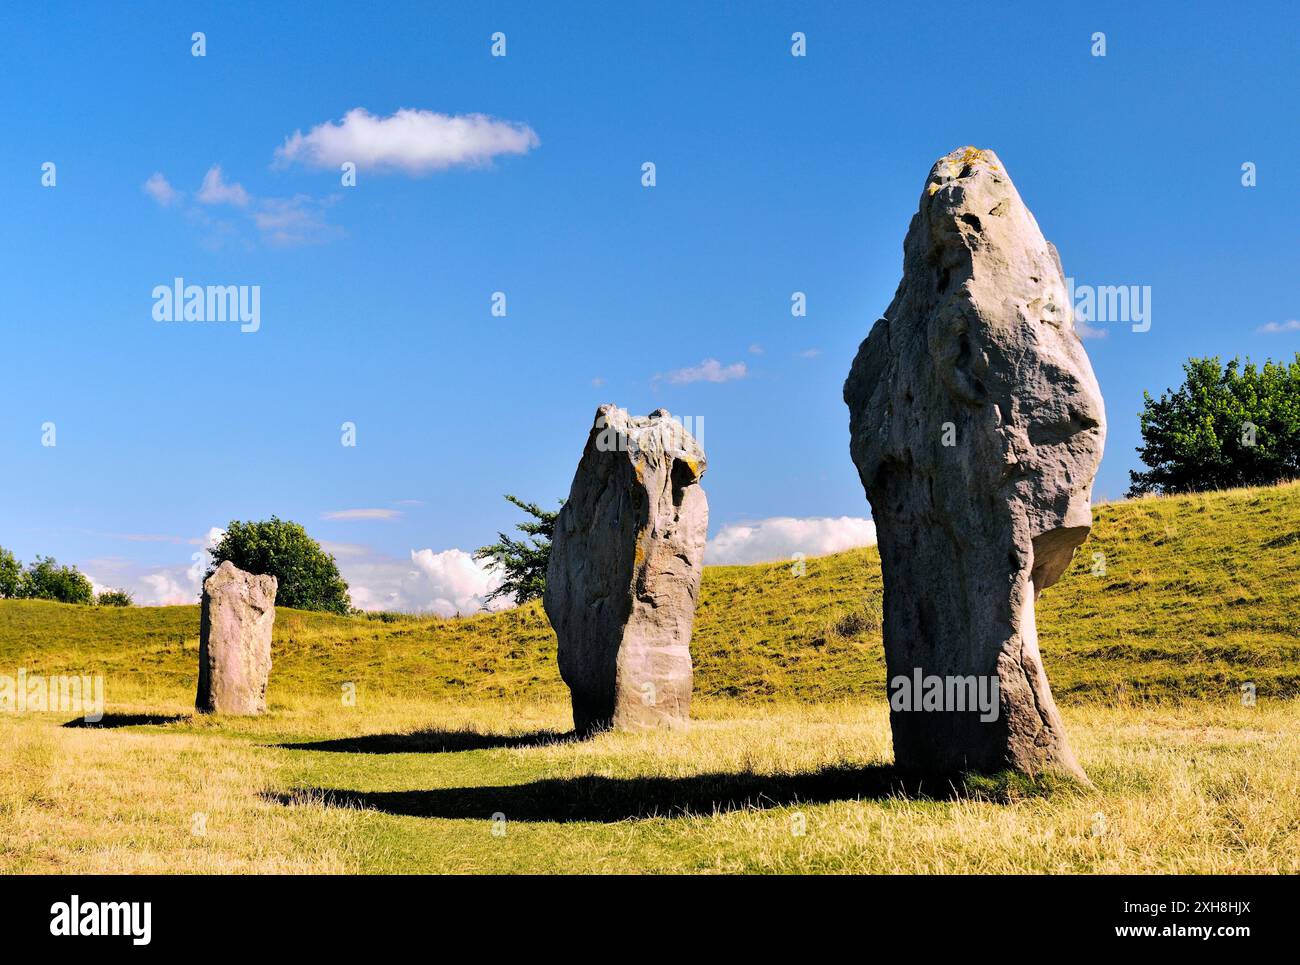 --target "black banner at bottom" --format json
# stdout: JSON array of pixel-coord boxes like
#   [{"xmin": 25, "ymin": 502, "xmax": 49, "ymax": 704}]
[{"xmin": 0, "ymin": 874, "xmax": 1280, "ymax": 950}]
